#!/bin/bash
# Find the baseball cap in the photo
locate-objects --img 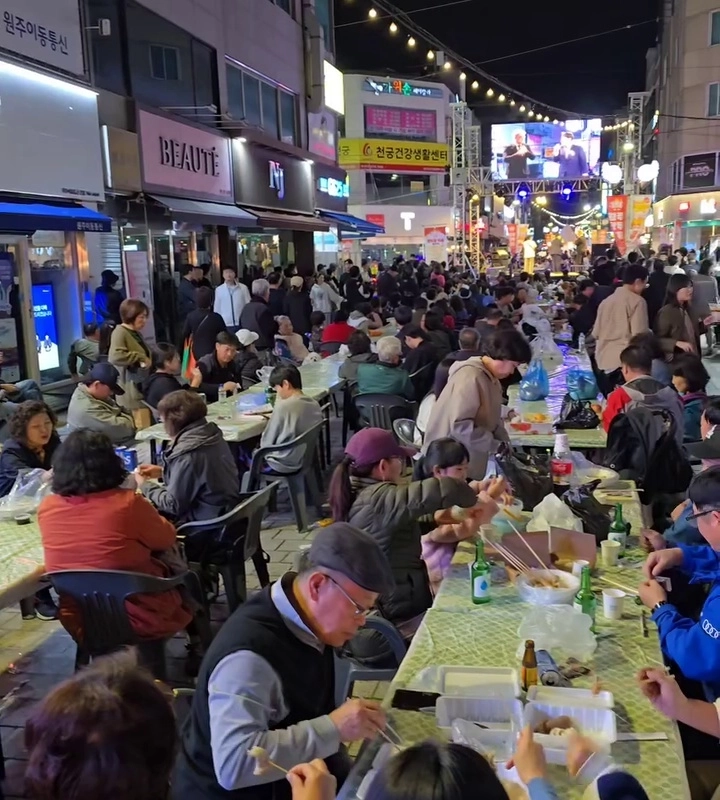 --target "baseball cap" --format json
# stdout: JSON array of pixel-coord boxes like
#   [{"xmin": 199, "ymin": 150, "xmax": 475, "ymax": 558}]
[
  {"xmin": 344, "ymin": 427, "xmax": 414, "ymax": 470},
  {"xmin": 290, "ymin": 276, "xmax": 304, "ymax": 289},
  {"xmin": 308, "ymin": 522, "xmax": 395, "ymax": 594},
  {"xmin": 686, "ymin": 426, "xmax": 720, "ymax": 461},
  {"xmin": 83, "ymin": 362, "xmax": 124, "ymax": 394},
  {"xmin": 235, "ymin": 329, "xmax": 259, "ymax": 348}
]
